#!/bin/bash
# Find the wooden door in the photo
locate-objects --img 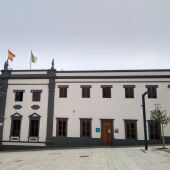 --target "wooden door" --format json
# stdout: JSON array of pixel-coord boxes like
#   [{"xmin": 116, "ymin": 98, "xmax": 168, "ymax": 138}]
[{"xmin": 101, "ymin": 120, "xmax": 113, "ymax": 146}]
